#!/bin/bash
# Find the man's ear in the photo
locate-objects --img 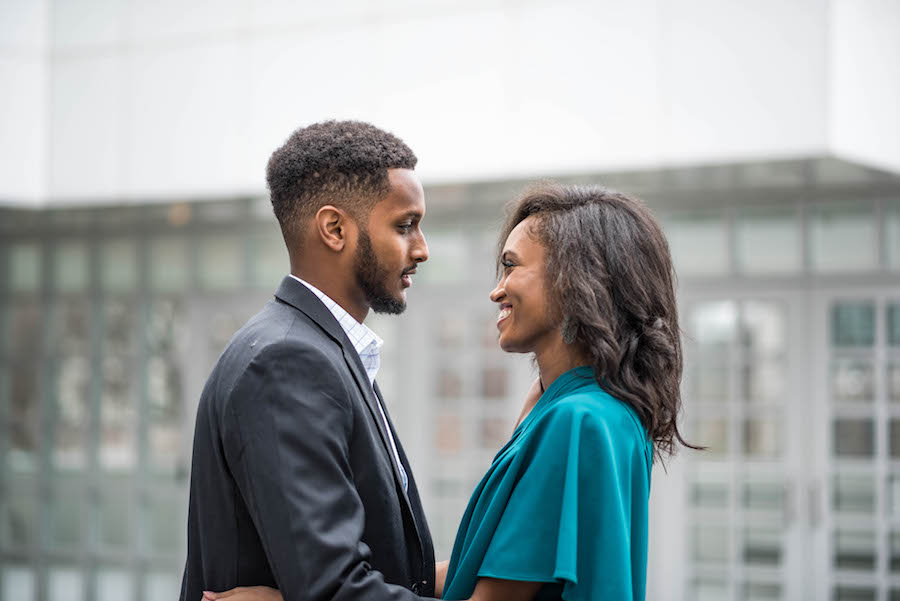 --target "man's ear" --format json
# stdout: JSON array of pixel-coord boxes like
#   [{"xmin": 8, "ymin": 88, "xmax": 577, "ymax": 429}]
[{"xmin": 314, "ymin": 205, "xmax": 355, "ymax": 252}]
